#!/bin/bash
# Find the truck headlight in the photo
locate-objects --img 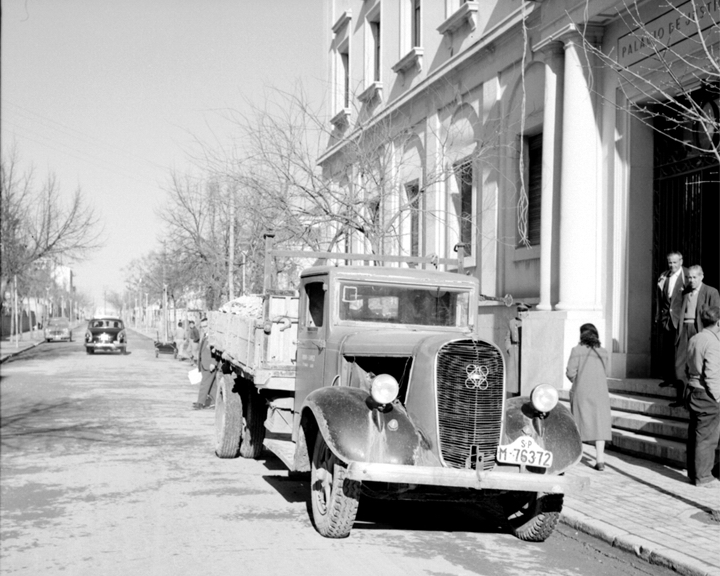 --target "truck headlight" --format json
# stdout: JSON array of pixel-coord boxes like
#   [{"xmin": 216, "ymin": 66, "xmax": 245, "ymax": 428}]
[
  {"xmin": 531, "ymin": 384, "xmax": 559, "ymax": 414},
  {"xmin": 371, "ymin": 374, "xmax": 400, "ymax": 405}
]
